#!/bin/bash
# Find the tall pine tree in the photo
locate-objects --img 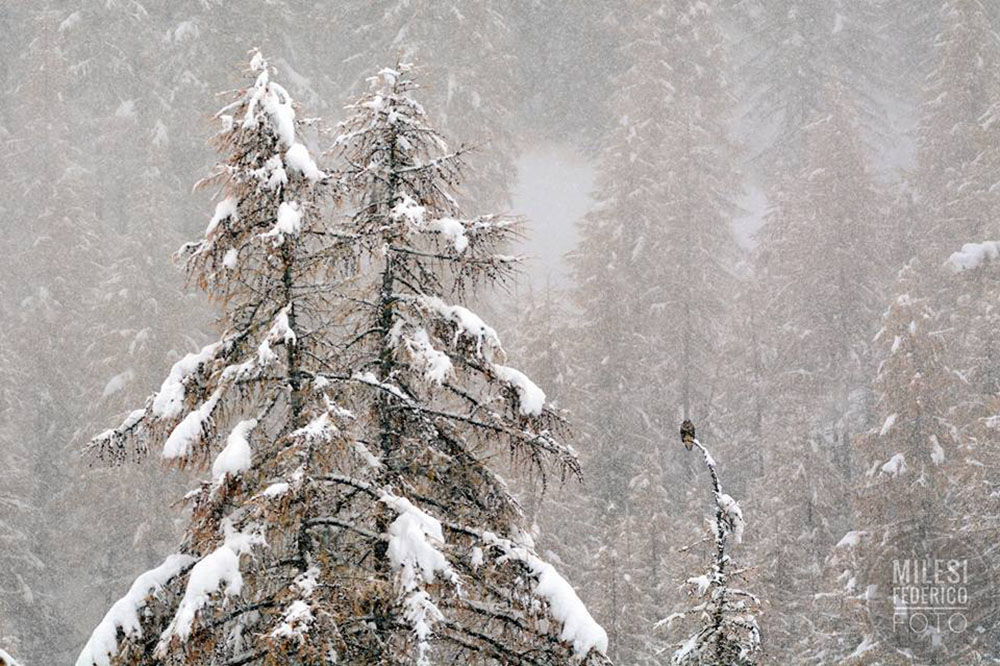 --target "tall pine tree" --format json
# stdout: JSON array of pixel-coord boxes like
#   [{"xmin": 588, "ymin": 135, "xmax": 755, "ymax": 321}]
[{"xmin": 745, "ymin": 77, "xmax": 888, "ymax": 660}]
